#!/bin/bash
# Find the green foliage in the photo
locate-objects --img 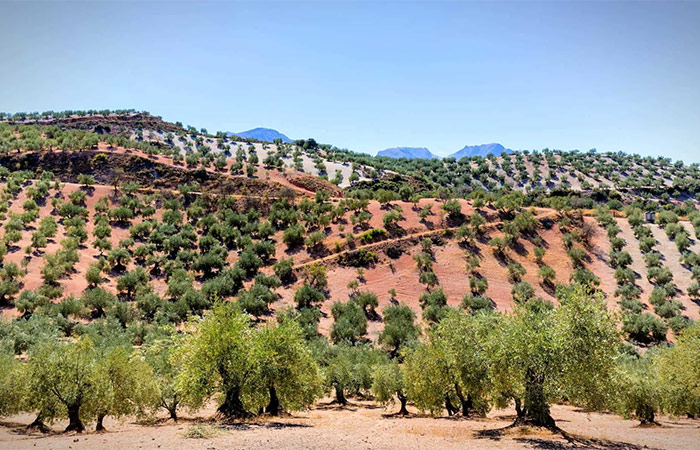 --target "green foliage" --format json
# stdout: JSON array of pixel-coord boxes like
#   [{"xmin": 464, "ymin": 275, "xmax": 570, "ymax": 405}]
[
  {"xmin": 283, "ymin": 224, "xmax": 305, "ymax": 249},
  {"xmin": 237, "ymin": 281, "xmax": 278, "ymax": 318},
  {"xmin": 25, "ymin": 336, "xmax": 157, "ymax": 432},
  {"xmin": 418, "ymin": 288, "xmax": 449, "ymax": 323},
  {"xmin": 655, "ymin": 324, "xmax": 700, "ymax": 417},
  {"xmin": 378, "ymin": 303, "xmax": 420, "ymax": 357},
  {"xmin": 490, "ymin": 286, "xmax": 620, "ymax": 427},
  {"xmin": 623, "ymin": 312, "xmax": 668, "ymax": 344},
  {"xmin": 371, "ymin": 360, "xmax": 408, "ymax": 414},
  {"xmin": 405, "ymin": 310, "xmax": 496, "ymax": 417},
  {"xmin": 175, "ymin": 303, "xmax": 257, "ymax": 418},
  {"xmin": 255, "ymin": 320, "xmax": 323, "ymax": 414},
  {"xmin": 330, "ymin": 300, "xmax": 367, "ymax": 344},
  {"xmin": 352, "ymin": 291, "xmax": 379, "ymax": 317},
  {"xmin": 116, "ymin": 267, "xmax": 149, "ymax": 299},
  {"xmin": 507, "ymin": 262, "xmax": 526, "ymax": 283},
  {"xmin": 613, "ymin": 354, "xmax": 663, "ymax": 424},
  {"xmin": 0, "ymin": 350, "xmax": 24, "ymax": 417},
  {"xmin": 359, "ymin": 228, "xmax": 388, "ymax": 244},
  {"xmin": 338, "ymin": 249, "xmax": 378, "ymax": 267},
  {"xmin": 273, "ymin": 257, "xmax": 295, "ymax": 284},
  {"xmin": 318, "ymin": 343, "xmax": 386, "ymax": 404}
]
